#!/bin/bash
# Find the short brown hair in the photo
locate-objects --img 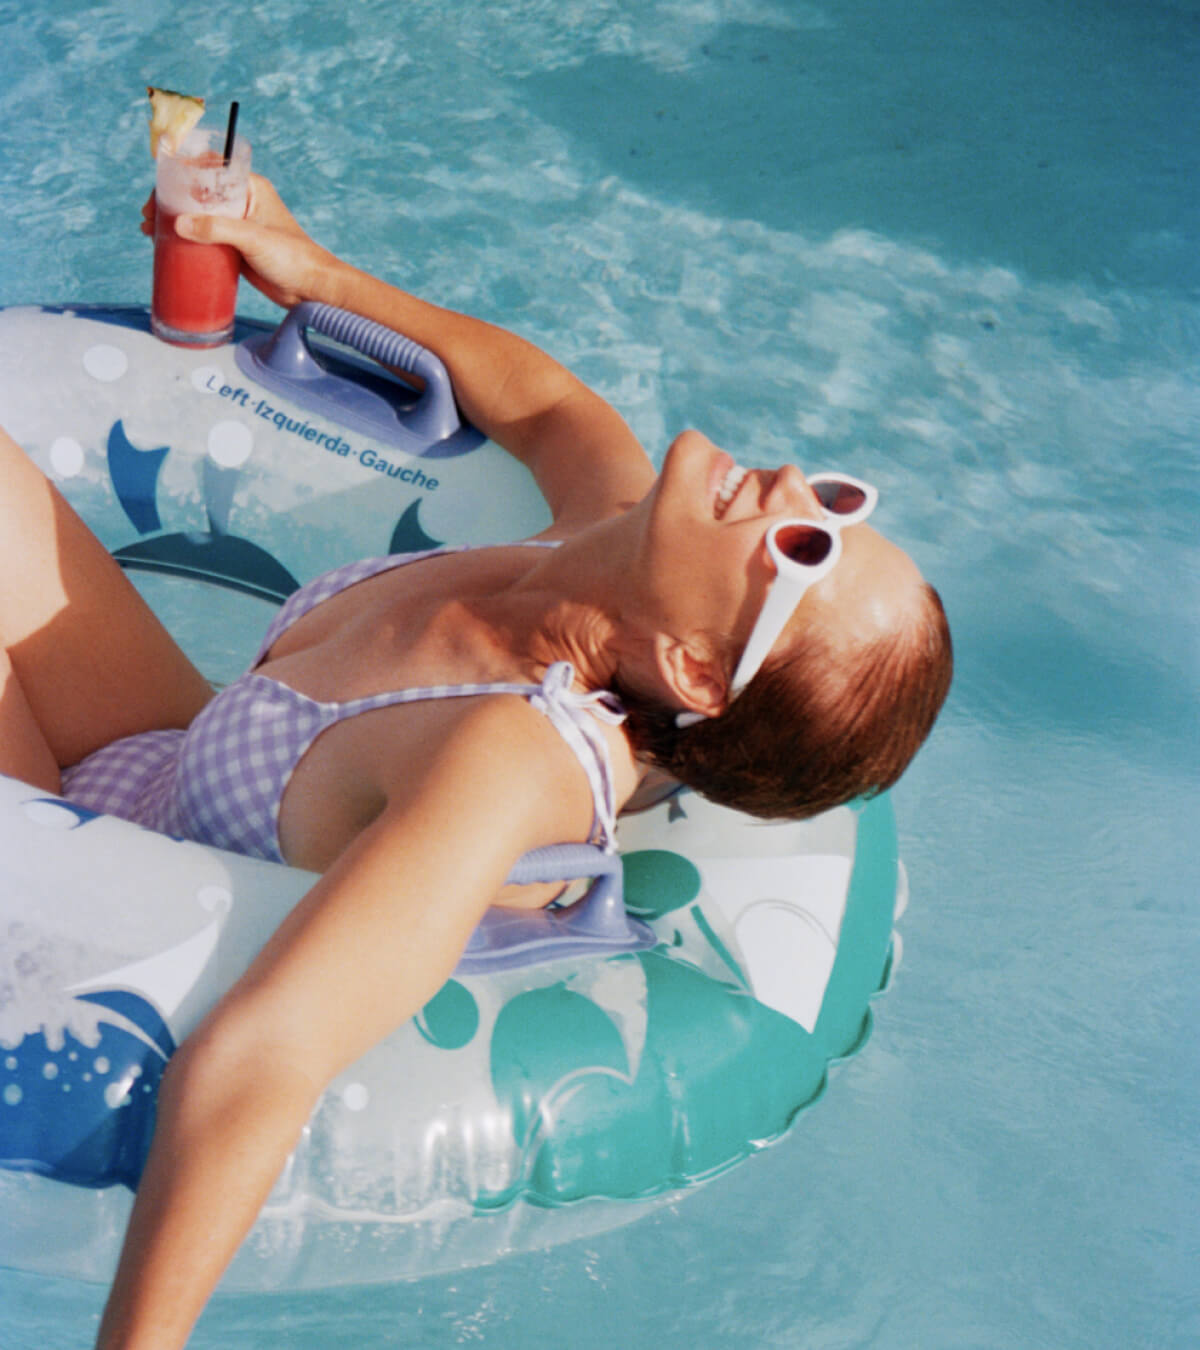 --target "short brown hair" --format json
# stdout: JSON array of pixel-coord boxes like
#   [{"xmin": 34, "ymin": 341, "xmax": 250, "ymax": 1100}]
[{"xmin": 614, "ymin": 583, "xmax": 952, "ymax": 820}]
